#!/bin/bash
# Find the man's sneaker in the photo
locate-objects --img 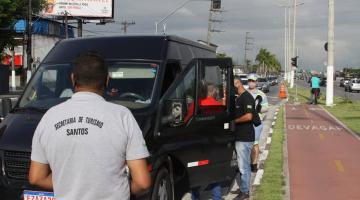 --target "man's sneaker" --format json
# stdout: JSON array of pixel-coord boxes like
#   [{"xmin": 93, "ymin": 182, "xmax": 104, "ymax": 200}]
[{"xmin": 233, "ymin": 192, "xmax": 250, "ymax": 200}]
